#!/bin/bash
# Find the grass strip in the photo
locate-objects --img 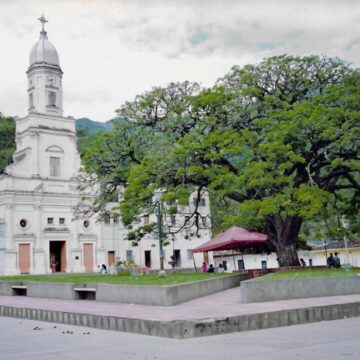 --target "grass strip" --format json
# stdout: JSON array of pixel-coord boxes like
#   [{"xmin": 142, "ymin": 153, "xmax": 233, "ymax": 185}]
[
  {"xmin": 0, "ymin": 272, "xmax": 232, "ymax": 286},
  {"xmin": 254, "ymin": 267, "xmax": 360, "ymax": 281}
]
